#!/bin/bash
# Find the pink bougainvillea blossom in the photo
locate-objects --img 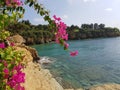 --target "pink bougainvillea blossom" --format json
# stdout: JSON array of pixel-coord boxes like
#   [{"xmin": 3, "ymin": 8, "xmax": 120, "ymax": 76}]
[
  {"xmin": 14, "ymin": 84, "xmax": 25, "ymax": 90},
  {"xmin": 13, "ymin": 64, "xmax": 23, "ymax": 72},
  {"xmin": 10, "ymin": 42, "xmax": 15, "ymax": 46},
  {"xmin": 12, "ymin": 71, "xmax": 25, "ymax": 83},
  {"xmin": 70, "ymin": 50, "xmax": 79, "ymax": 56},
  {"xmin": 3, "ymin": 68, "xmax": 9, "ymax": 79},
  {"xmin": 53, "ymin": 15, "xmax": 78, "ymax": 56},
  {"xmin": 5, "ymin": 0, "xmax": 23, "ymax": 6},
  {"xmin": 5, "ymin": 0, "xmax": 11, "ymax": 6},
  {"xmin": 53, "ymin": 15, "xmax": 68, "ymax": 43},
  {"xmin": 53, "ymin": 15, "xmax": 61, "ymax": 21},
  {"xmin": 0, "ymin": 42, "xmax": 5, "ymax": 48},
  {"xmin": 7, "ymin": 64, "xmax": 25, "ymax": 89},
  {"xmin": 3, "ymin": 68, "xmax": 9, "ymax": 74}
]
